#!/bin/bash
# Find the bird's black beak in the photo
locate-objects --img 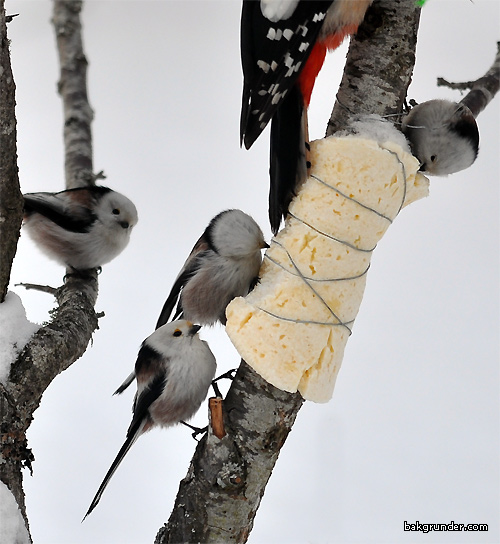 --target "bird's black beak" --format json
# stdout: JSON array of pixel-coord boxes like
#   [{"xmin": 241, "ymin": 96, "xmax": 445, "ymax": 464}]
[
  {"xmin": 262, "ymin": 241, "xmax": 270, "ymax": 249},
  {"xmin": 189, "ymin": 324, "xmax": 202, "ymax": 335},
  {"xmin": 119, "ymin": 221, "xmax": 130, "ymax": 229},
  {"xmin": 418, "ymin": 163, "xmax": 427, "ymax": 172}
]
